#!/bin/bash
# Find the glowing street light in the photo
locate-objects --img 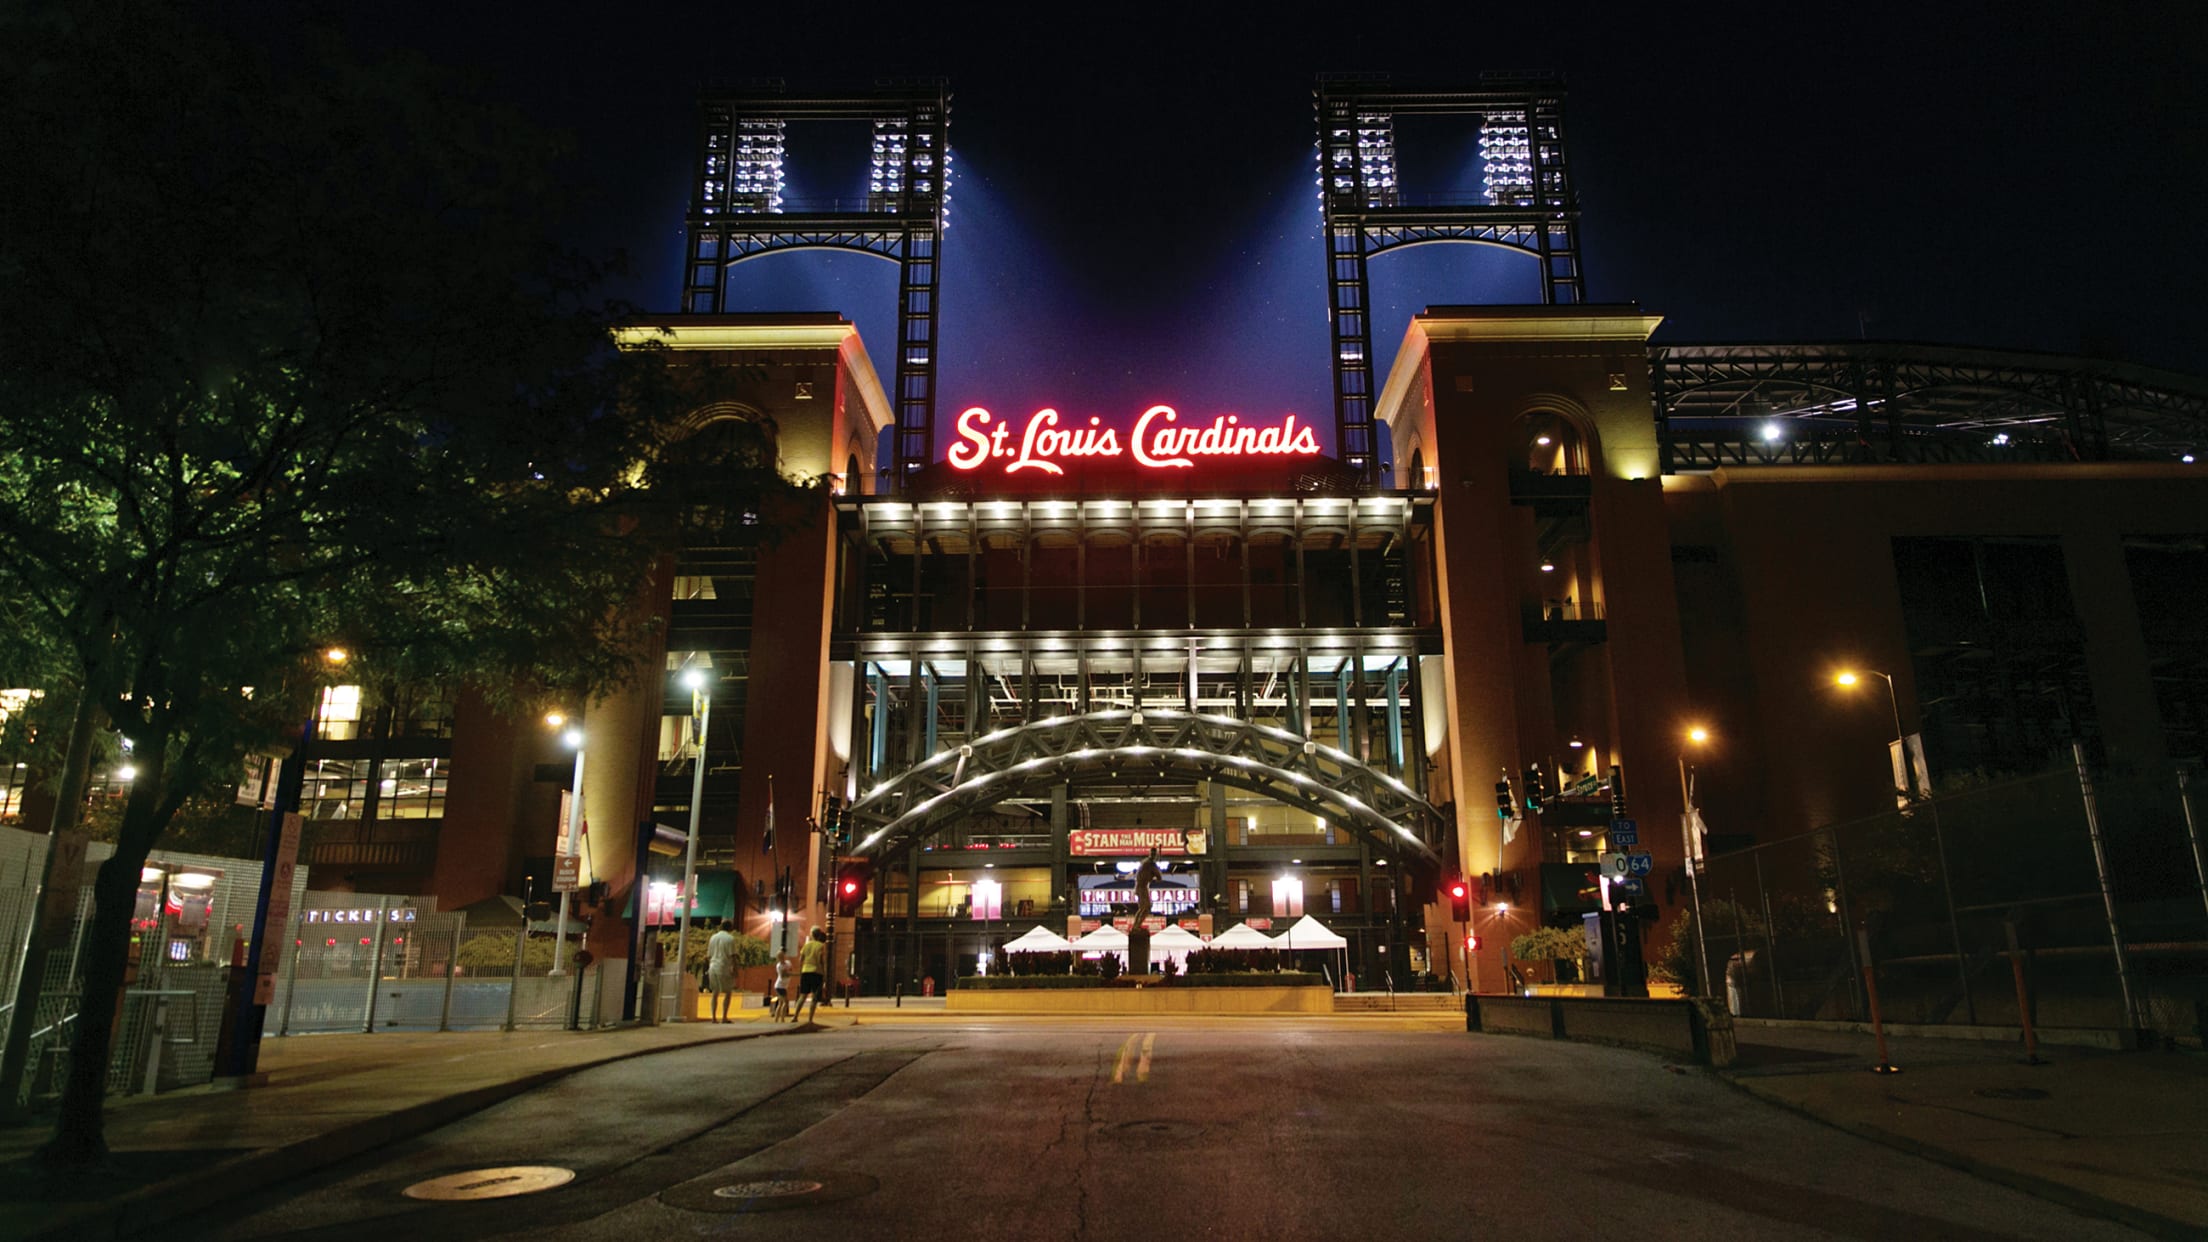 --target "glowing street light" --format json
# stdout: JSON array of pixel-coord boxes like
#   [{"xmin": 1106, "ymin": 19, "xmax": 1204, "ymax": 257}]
[
  {"xmin": 1678, "ymin": 725, "xmax": 1714, "ymax": 995},
  {"xmin": 550, "ymin": 717, "xmax": 586, "ymax": 976},
  {"xmin": 1834, "ymin": 668, "xmax": 1912, "ymax": 801},
  {"xmin": 674, "ymin": 665, "xmax": 711, "ymax": 1015}
]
